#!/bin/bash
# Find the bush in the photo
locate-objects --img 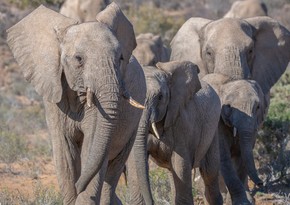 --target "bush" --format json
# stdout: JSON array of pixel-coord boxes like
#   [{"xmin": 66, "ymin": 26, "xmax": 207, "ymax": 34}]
[
  {"xmin": 0, "ymin": 130, "xmax": 28, "ymax": 164},
  {"xmin": 255, "ymin": 68, "xmax": 290, "ymax": 192},
  {"xmin": 8, "ymin": 0, "xmax": 64, "ymax": 9},
  {"xmin": 149, "ymin": 167, "xmax": 171, "ymax": 204},
  {"xmin": 0, "ymin": 183, "xmax": 62, "ymax": 205},
  {"xmin": 125, "ymin": 4, "xmax": 185, "ymax": 46}
]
